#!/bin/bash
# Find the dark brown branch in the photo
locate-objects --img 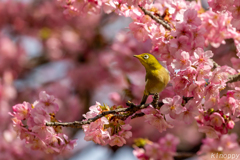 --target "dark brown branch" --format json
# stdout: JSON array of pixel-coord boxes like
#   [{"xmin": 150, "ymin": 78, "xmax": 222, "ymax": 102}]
[
  {"xmin": 46, "ymin": 93, "xmax": 200, "ymax": 128},
  {"xmin": 183, "ymin": 96, "xmax": 193, "ymax": 102},
  {"xmin": 174, "ymin": 152, "xmax": 196, "ymax": 159},
  {"xmin": 127, "ymin": 94, "xmax": 163, "ymax": 118},
  {"xmin": 138, "ymin": 5, "xmax": 172, "ymax": 30},
  {"xmin": 46, "ymin": 97, "xmax": 156, "ymax": 128},
  {"xmin": 227, "ymin": 73, "xmax": 240, "ymax": 84},
  {"xmin": 130, "ymin": 94, "xmax": 165, "ymax": 119},
  {"xmin": 46, "ymin": 108, "xmax": 129, "ymax": 127},
  {"xmin": 131, "ymin": 112, "xmax": 145, "ymax": 119},
  {"xmin": 211, "ymin": 59, "xmax": 220, "ymax": 70}
]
